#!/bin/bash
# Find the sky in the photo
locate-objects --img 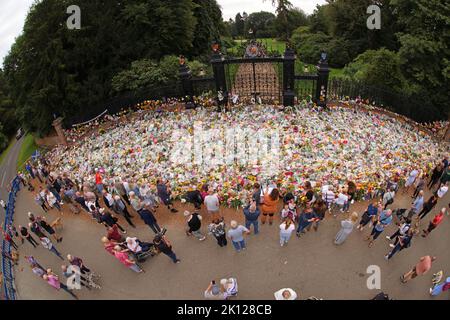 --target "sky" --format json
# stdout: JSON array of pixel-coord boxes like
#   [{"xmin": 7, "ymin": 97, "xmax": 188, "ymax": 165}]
[
  {"xmin": 219, "ymin": 0, "xmax": 327, "ymax": 20},
  {"xmin": 0, "ymin": 0, "xmax": 326, "ymax": 65}
]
